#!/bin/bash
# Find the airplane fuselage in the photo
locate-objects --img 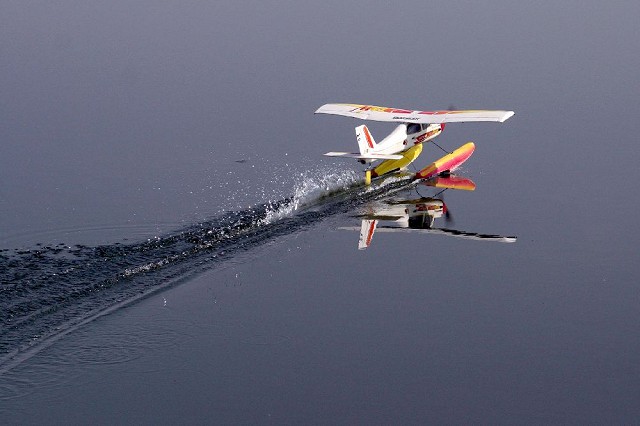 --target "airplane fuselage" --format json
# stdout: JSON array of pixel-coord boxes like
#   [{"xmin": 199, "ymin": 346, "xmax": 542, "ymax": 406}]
[
  {"xmin": 367, "ymin": 123, "xmax": 445, "ymax": 178},
  {"xmin": 375, "ymin": 123, "xmax": 445, "ymax": 157}
]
